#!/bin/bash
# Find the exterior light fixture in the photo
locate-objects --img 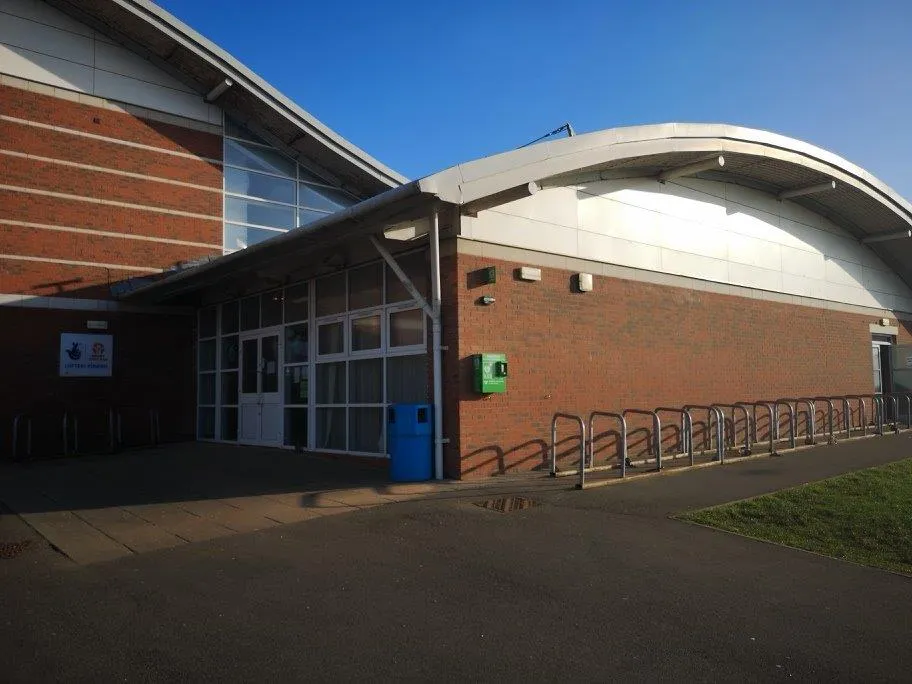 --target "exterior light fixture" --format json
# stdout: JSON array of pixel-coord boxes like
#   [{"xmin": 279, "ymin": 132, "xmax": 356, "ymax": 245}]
[
  {"xmin": 861, "ymin": 230, "xmax": 912, "ymax": 245},
  {"xmin": 205, "ymin": 78, "xmax": 233, "ymax": 102},
  {"xmin": 479, "ymin": 295, "xmax": 496, "ymax": 305}
]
